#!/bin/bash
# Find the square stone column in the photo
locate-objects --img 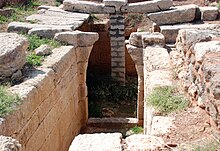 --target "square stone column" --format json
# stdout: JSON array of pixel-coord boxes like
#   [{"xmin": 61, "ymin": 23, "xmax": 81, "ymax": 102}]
[{"xmin": 109, "ymin": 13, "xmax": 125, "ymax": 83}]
